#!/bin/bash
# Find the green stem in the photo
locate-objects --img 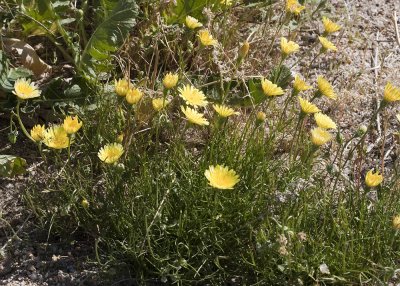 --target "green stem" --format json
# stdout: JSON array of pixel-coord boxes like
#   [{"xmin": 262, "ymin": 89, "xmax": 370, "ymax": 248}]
[{"xmin": 16, "ymin": 101, "xmax": 35, "ymax": 143}]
